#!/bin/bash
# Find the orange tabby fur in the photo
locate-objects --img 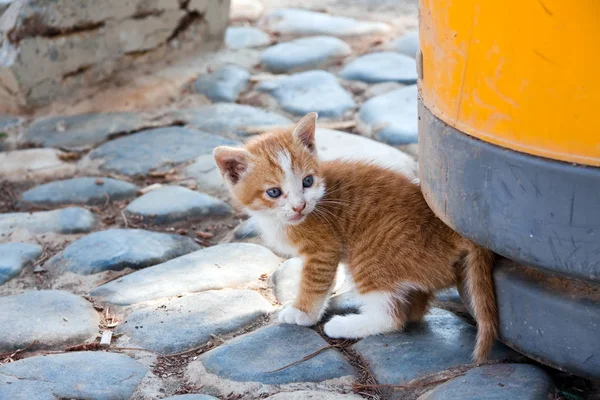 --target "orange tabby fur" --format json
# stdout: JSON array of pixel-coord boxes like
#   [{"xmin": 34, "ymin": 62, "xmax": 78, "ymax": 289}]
[{"xmin": 214, "ymin": 113, "xmax": 498, "ymax": 363}]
